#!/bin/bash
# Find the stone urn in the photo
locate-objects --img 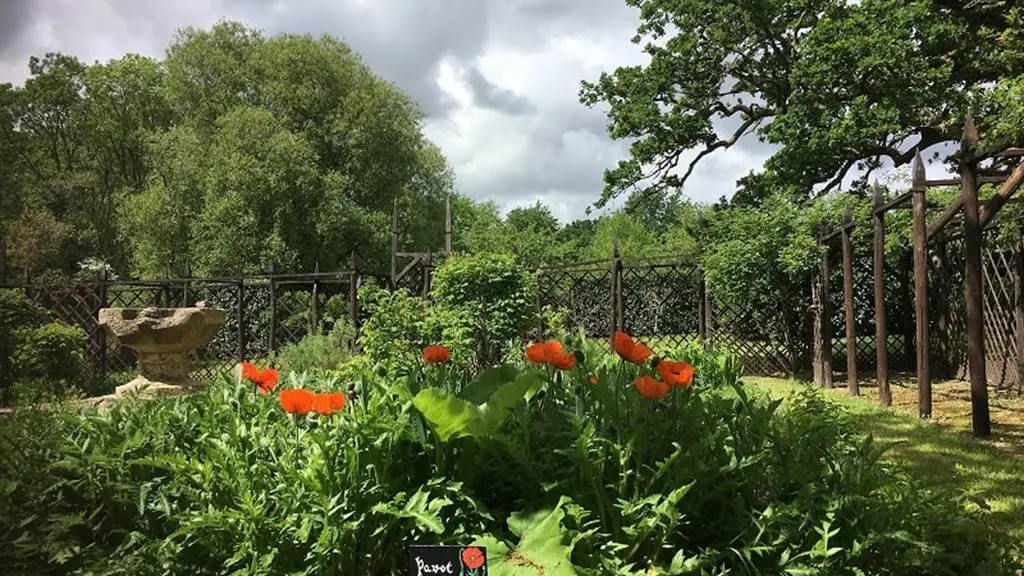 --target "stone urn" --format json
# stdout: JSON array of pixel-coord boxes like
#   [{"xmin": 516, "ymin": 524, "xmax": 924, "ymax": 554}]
[{"xmin": 98, "ymin": 304, "xmax": 227, "ymax": 397}]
